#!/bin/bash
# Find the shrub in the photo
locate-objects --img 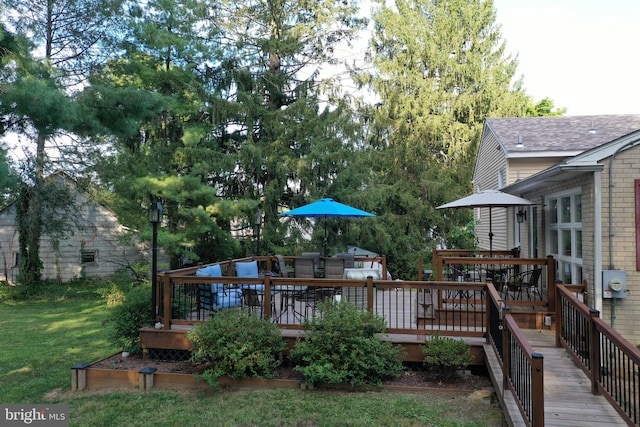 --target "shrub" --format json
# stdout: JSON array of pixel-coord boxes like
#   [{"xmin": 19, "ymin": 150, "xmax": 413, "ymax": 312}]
[
  {"xmin": 420, "ymin": 333, "xmax": 473, "ymax": 383},
  {"xmin": 187, "ymin": 309, "xmax": 286, "ymax": 387},
  {"xmin": 104, "ymin": 285, "xmax": 153, "ymax": 354},
  {"xmin": 289, "ymin": 300, "xmax": 406, "ymax": 387}
]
